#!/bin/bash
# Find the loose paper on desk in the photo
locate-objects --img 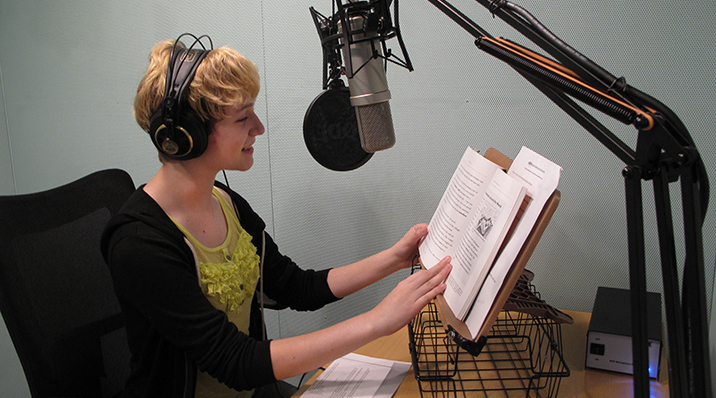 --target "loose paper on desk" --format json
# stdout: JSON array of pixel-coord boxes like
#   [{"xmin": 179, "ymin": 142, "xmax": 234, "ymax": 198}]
[
  {"xmin": 464, "ymin": 146, "xmax": 561, "ymax": 337},
  {"xmin": 419, "ymin": 146, "xmax": 528, "ymax": 320},
  {"xmin": 301, "ymin": 353, "xmax": 411, "ymax": 398}
]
